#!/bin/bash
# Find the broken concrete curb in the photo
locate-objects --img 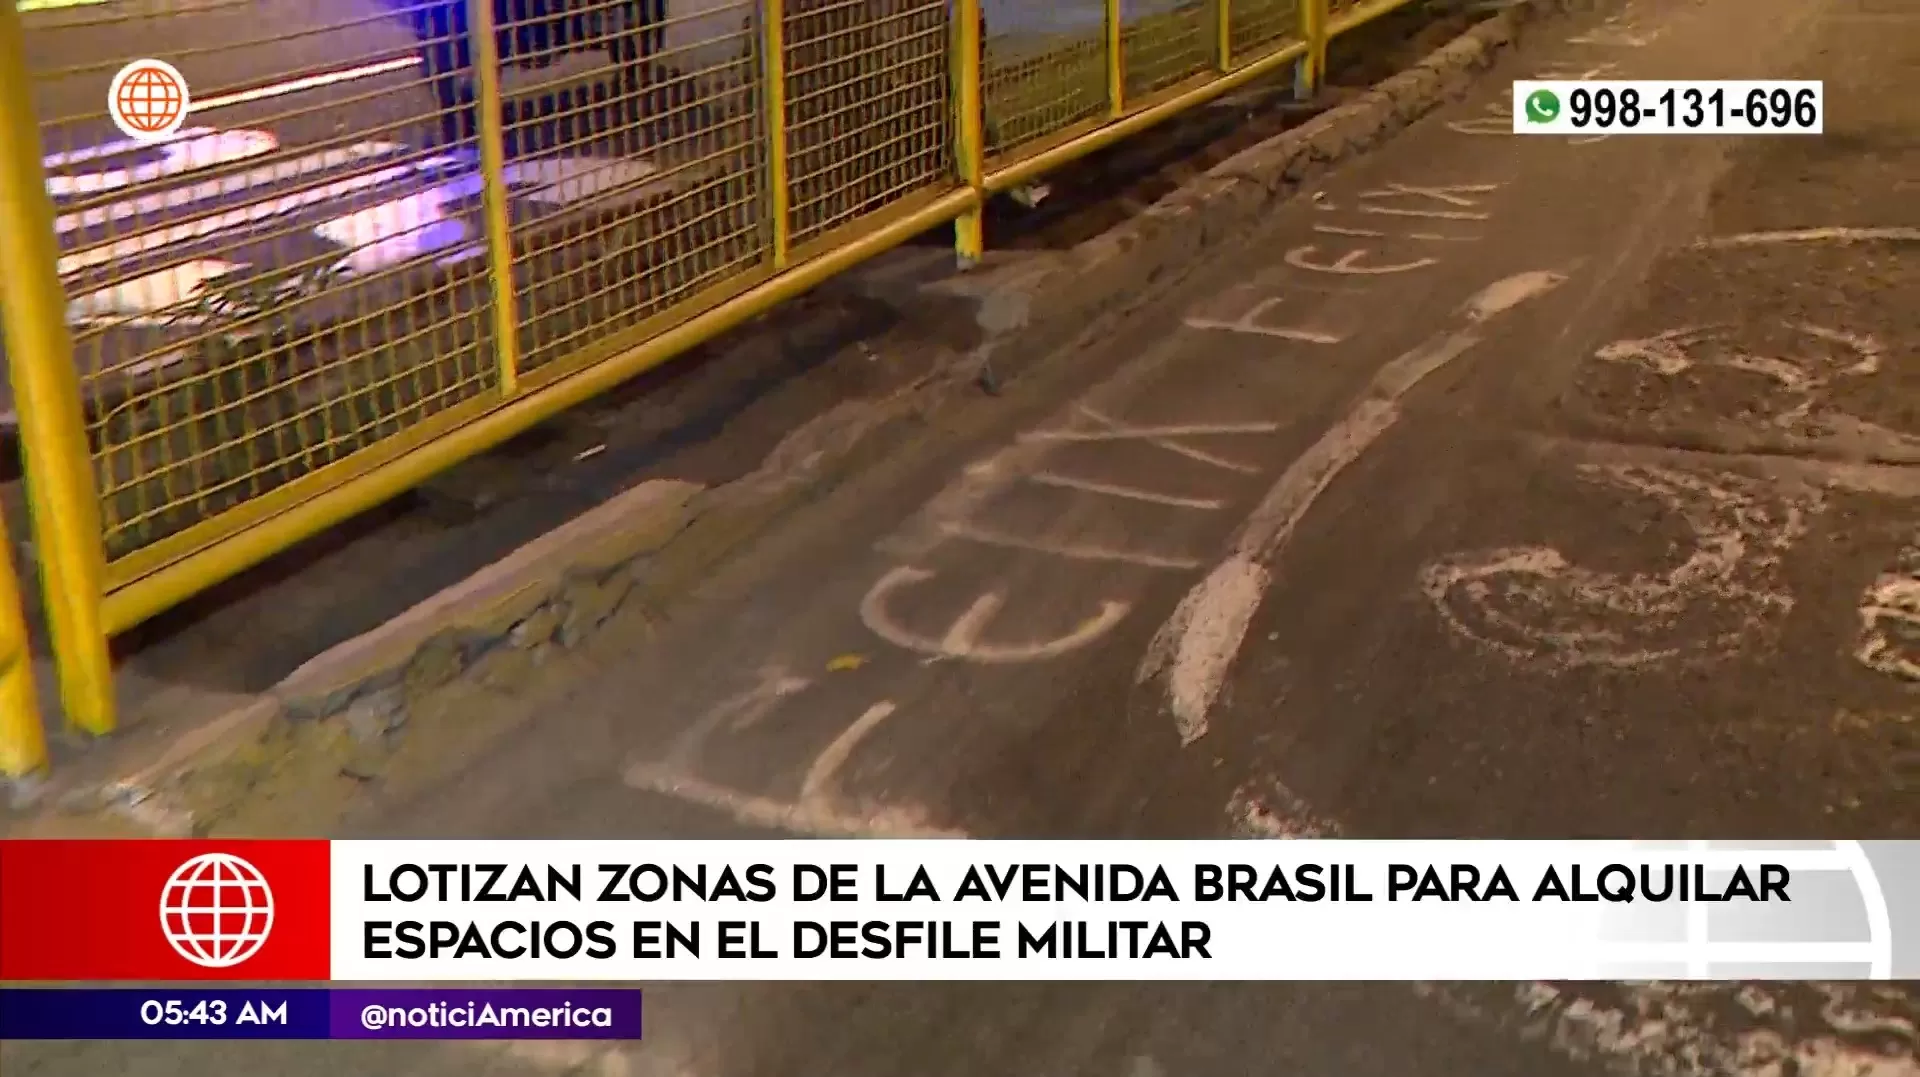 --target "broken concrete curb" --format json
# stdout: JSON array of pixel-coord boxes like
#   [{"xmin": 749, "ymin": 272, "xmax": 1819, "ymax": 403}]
[
  {"xmin": 275, "ymin": 478, "xmax": 703, "ymax": 713},
  {"xmin": 13, "ymin": 0, "xmax": 1566, "ymax": 835}
]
